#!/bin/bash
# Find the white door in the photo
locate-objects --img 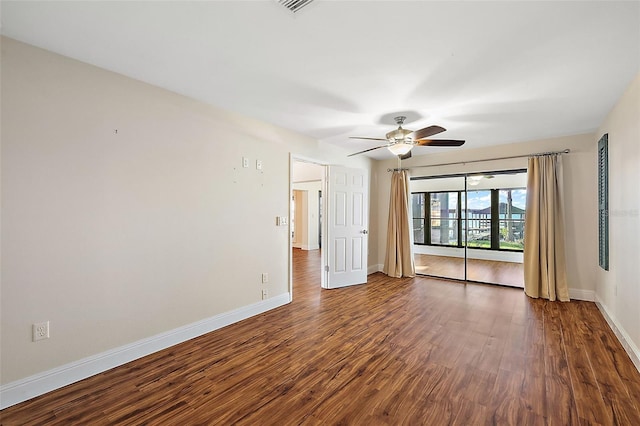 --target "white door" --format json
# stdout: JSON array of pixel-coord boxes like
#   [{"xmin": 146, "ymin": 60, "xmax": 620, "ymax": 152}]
[{"xmin": 326, "ymin": 166, "xmax": 368, "ymax": 288}]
